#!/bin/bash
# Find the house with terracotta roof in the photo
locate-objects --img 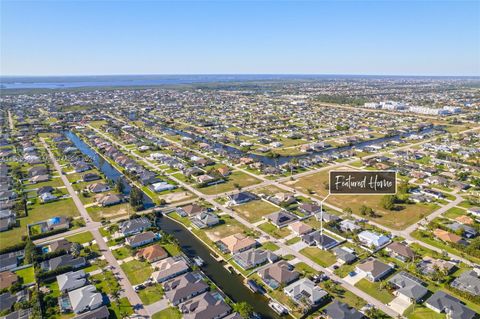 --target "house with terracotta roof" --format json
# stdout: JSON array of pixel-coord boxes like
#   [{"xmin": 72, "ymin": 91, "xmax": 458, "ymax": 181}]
[
  {"xmin": 455, "ymin": 215, "xmax": 474, "ymax": 225},
  {"xmin": 288, "ymin": 221, "xmax": 313, "ymax": 236},
  {"xmin": 217, "ymin": 233, "xmax": 257, "ymax": 254},
  {"xmin": 433, "ymin": 228, "xmax": 467, "ymax": 245},
  {"xmin": 0, "ymin": 271, "xmax": 18, "ymax": 290},
  {"xmin": 136, "ymin": 244, "xmax": 168, "ymax": 263}
]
